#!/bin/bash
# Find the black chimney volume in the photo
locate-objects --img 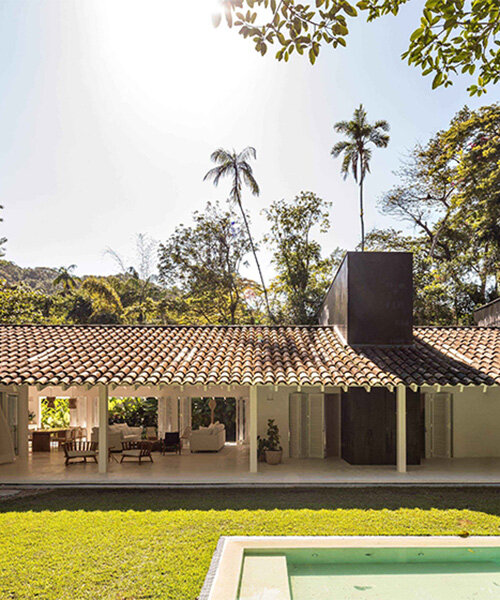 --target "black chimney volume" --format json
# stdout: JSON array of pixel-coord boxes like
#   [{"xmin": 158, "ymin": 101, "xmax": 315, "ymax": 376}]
[{"xmin": 318, "ymin": 252, "xmax": 413, "ymax": 345}]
